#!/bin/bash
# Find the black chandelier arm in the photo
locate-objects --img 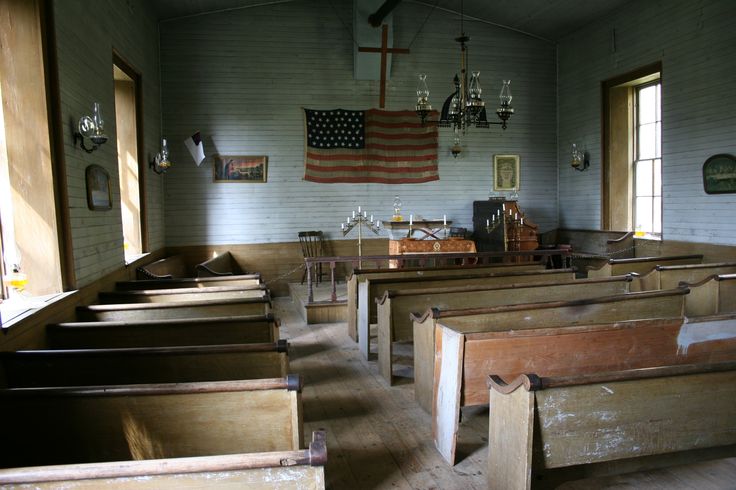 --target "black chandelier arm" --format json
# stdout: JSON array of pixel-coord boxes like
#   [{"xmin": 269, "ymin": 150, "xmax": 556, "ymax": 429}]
[{"xmin": 73, "ymin": 132, "xmax": 99, "ymax": 153}]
